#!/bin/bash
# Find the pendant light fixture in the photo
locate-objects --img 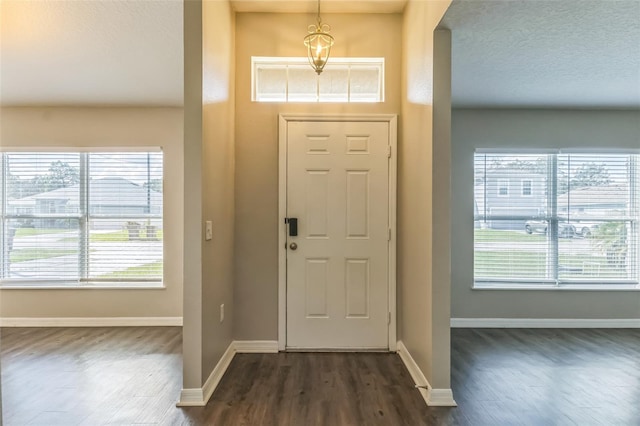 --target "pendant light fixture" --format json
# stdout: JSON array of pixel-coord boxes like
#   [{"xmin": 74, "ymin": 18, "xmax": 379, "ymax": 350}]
[{"xmin": 304, "ymin": 0, "xmax": 334, "ymax": 75}]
